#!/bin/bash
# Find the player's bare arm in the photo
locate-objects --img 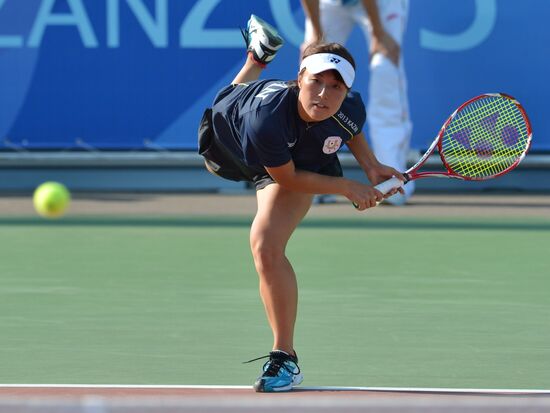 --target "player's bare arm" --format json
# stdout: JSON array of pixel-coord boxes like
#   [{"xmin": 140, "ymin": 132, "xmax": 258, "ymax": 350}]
[
  {"xmin": 346, "ymin": 132, "xmax": 405, "ymax": 196},
  {"xmin": 265, "ymin": 160, "xmax": 382, "ymax": 210}
]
